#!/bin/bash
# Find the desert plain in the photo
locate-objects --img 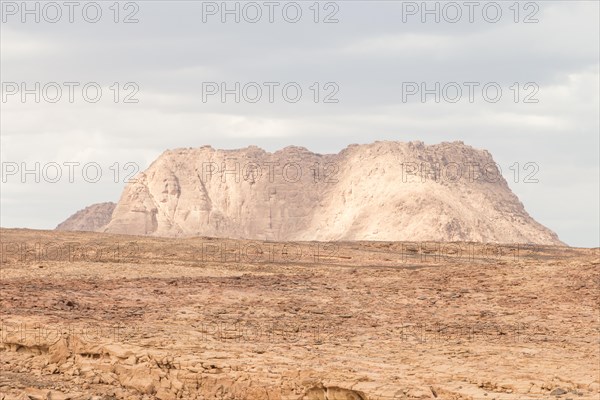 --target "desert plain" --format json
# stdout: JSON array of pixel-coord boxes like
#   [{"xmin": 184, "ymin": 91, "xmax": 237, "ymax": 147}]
[{"xmin": 0, "ymin": 228, "xmax": 598, "ymax": 399}]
